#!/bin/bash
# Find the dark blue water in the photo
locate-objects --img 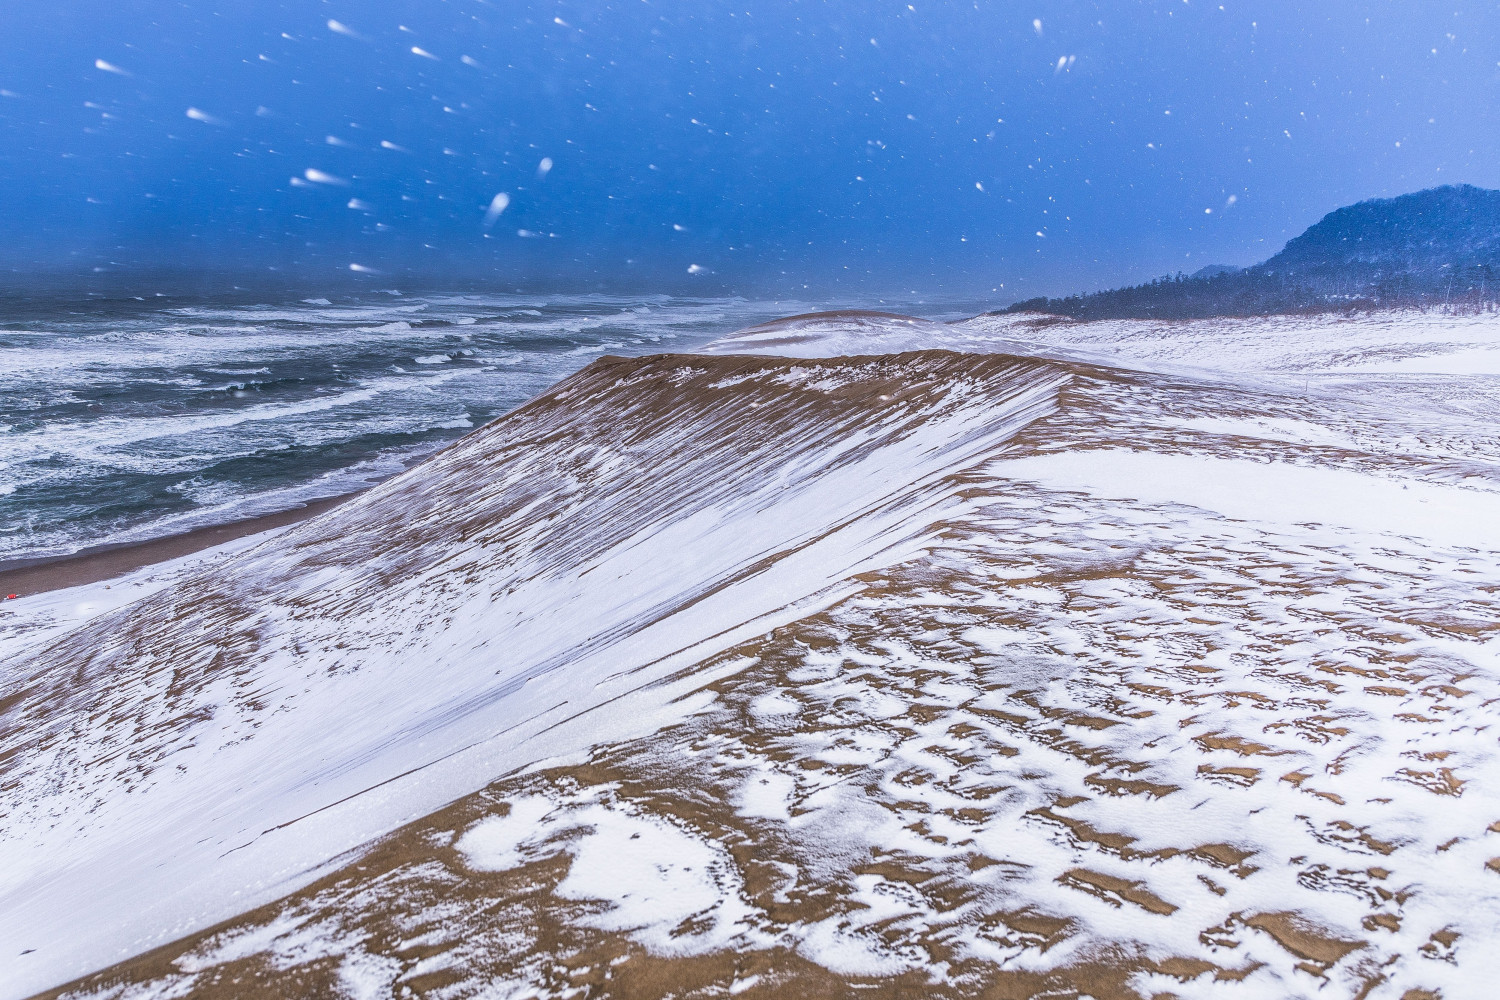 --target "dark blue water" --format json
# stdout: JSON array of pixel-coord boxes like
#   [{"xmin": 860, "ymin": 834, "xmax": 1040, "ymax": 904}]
[{"xmin": 0, "ymin": 294, "xmax": 816, "ymax": 563}]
